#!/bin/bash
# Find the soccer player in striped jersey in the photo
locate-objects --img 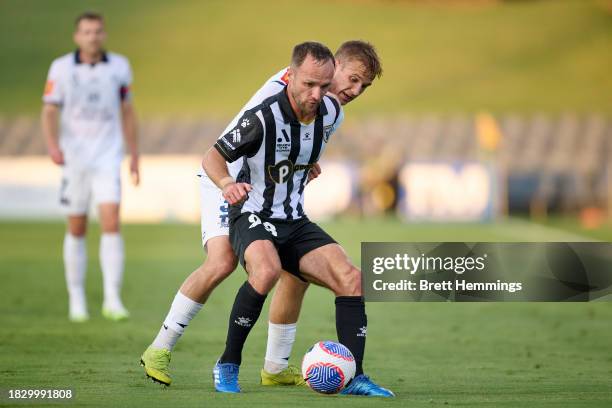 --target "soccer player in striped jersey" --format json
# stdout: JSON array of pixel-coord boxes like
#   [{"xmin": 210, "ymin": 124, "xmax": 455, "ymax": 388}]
[
  {"xmin": 203, "ymin": 41, "xmax": 393, "ymax": 397},
  {"xmin": 140, "ymin": 41, "xmax": 386, "ymax": 396},
  {"xmin": 41, "ymin": 12, "xmax": 139, "ymax": 322}
]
